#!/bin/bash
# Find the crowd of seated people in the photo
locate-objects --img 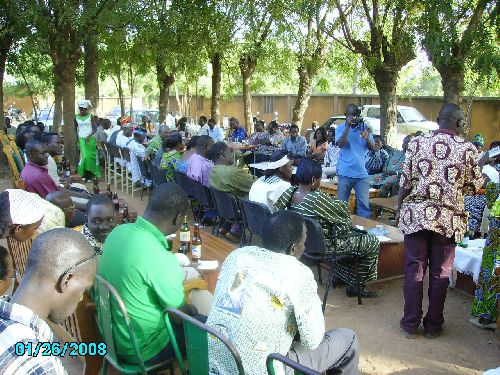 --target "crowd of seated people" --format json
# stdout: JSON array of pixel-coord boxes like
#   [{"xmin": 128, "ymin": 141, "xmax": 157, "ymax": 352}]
[{"xmin": 1, "ymin": 103, "xmax": 498, "ymax": 375}]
